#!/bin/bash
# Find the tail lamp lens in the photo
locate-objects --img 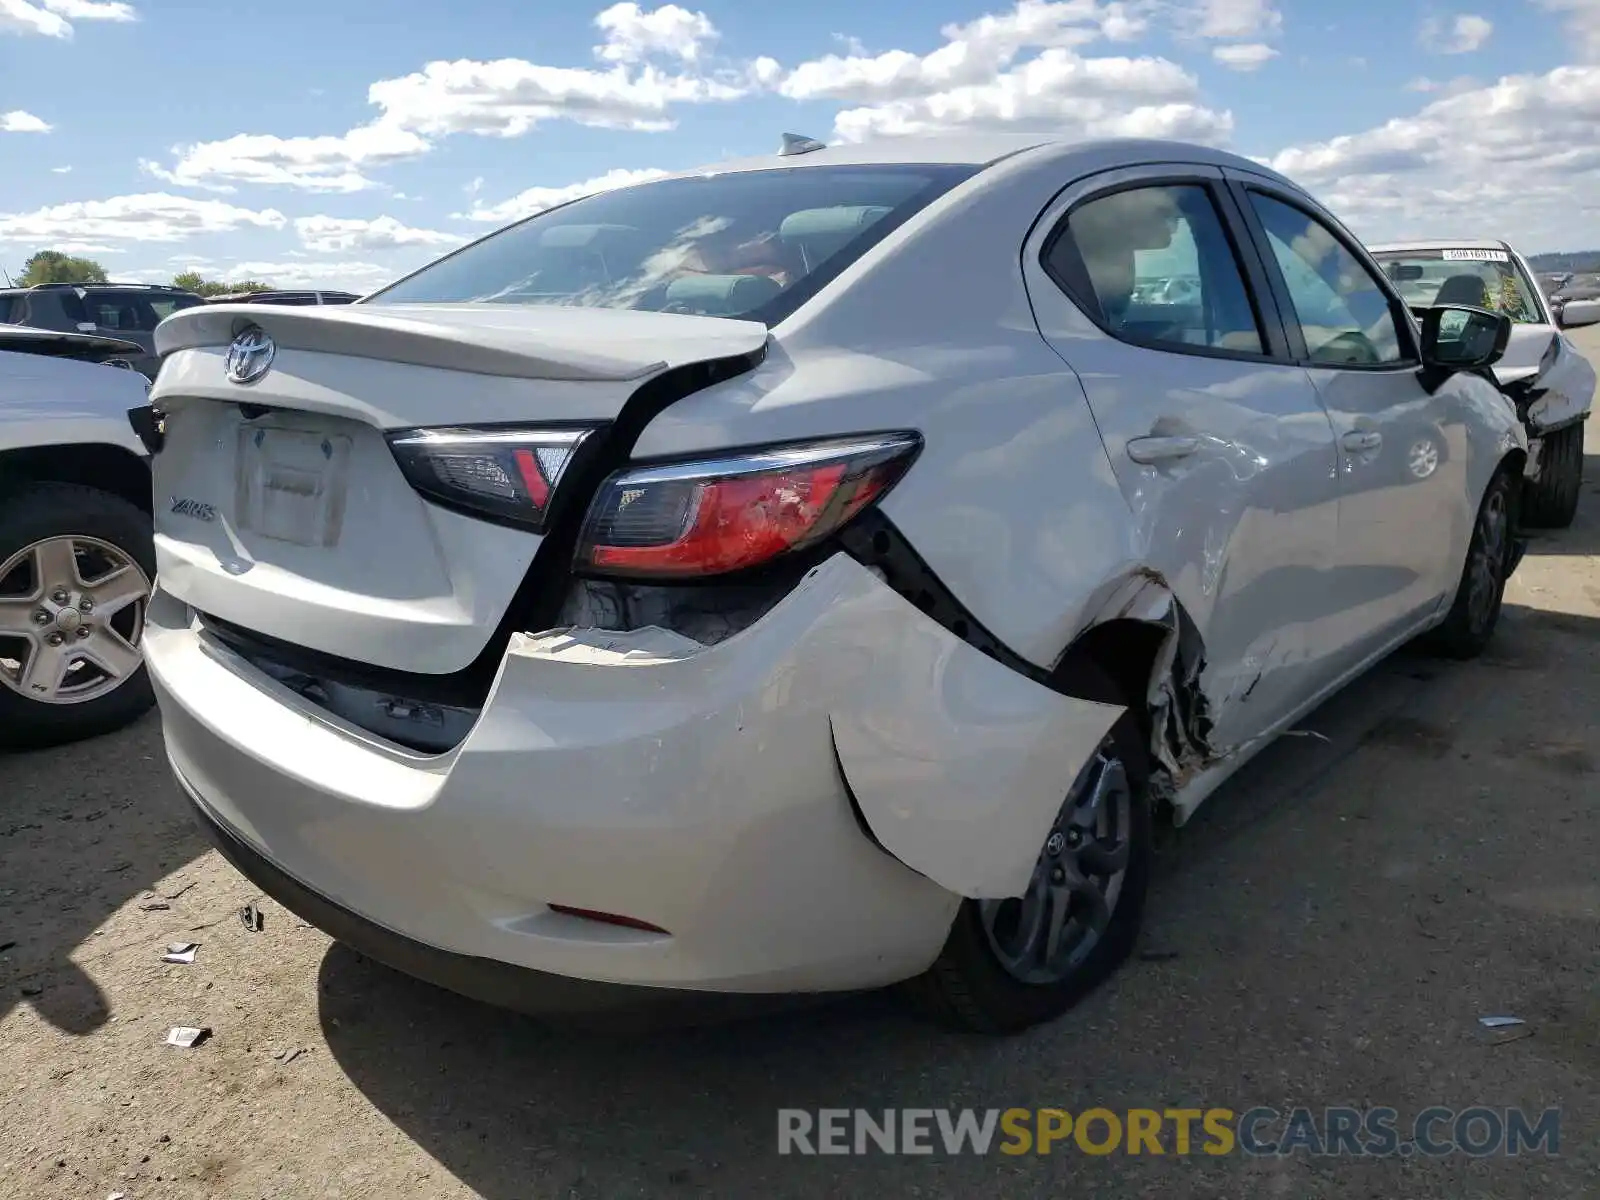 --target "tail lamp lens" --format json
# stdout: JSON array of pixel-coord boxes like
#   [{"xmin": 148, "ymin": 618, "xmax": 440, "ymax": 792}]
[
  {"xmin": 574, "ymin": 432, "xmax": 921, "ymax": 579},
  {"xmin": 386, "ymin": 426, "xmax": 594, "ymax": 532}
]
